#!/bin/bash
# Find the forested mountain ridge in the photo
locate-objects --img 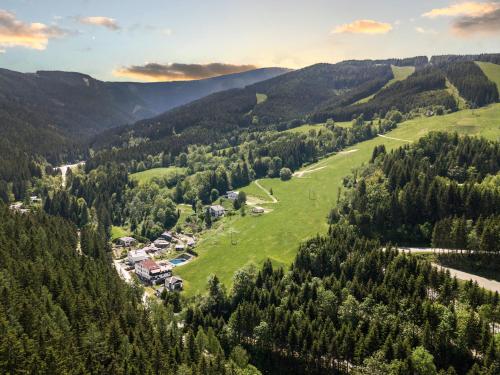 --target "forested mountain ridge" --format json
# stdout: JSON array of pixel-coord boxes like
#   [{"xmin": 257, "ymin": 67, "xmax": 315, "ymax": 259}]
[
  {"xmin": 0, "ymin": 67, "xmax": 289, "ymax": 138},
  {"xmin": 0, "ymin": 67, "xmax": 287, "ymax": 201},
  {"xmin": 87, "ymin": 55, "xmax": 500, "ymax": 169}
]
